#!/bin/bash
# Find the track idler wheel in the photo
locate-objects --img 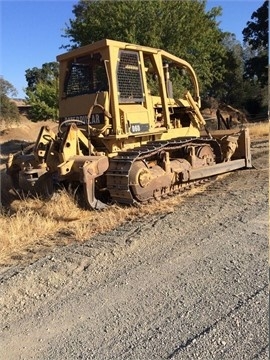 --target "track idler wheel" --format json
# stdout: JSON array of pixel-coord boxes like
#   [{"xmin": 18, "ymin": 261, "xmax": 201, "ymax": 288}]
[
  {"xmin": 196, "ymin": 145, "xmax": 216, "ymax": 166},
  {"xmin": 129, "ymin": 161, "xmax": 171, "ymax": 202}
]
